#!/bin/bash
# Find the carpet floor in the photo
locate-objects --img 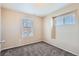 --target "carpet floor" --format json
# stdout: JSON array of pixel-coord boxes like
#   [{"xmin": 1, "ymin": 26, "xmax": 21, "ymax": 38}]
[{"xmin": 0, "ymin": 42, "xmax": 75, "ymax": 56}]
